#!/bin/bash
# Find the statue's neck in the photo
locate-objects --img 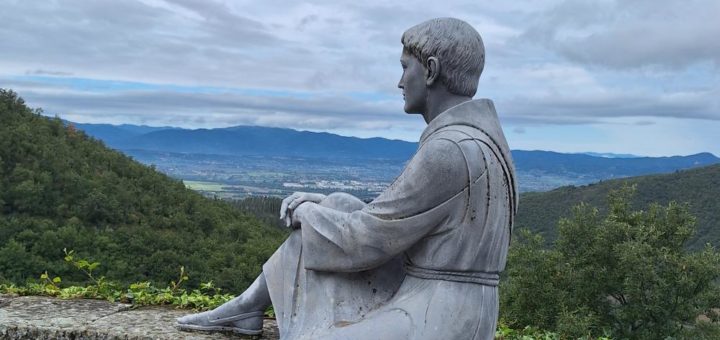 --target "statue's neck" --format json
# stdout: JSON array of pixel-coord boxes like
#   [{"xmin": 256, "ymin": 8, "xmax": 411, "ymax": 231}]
[{"xmin": 423, "ymin": 92, "xmax": 472, "ymax": 124}]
